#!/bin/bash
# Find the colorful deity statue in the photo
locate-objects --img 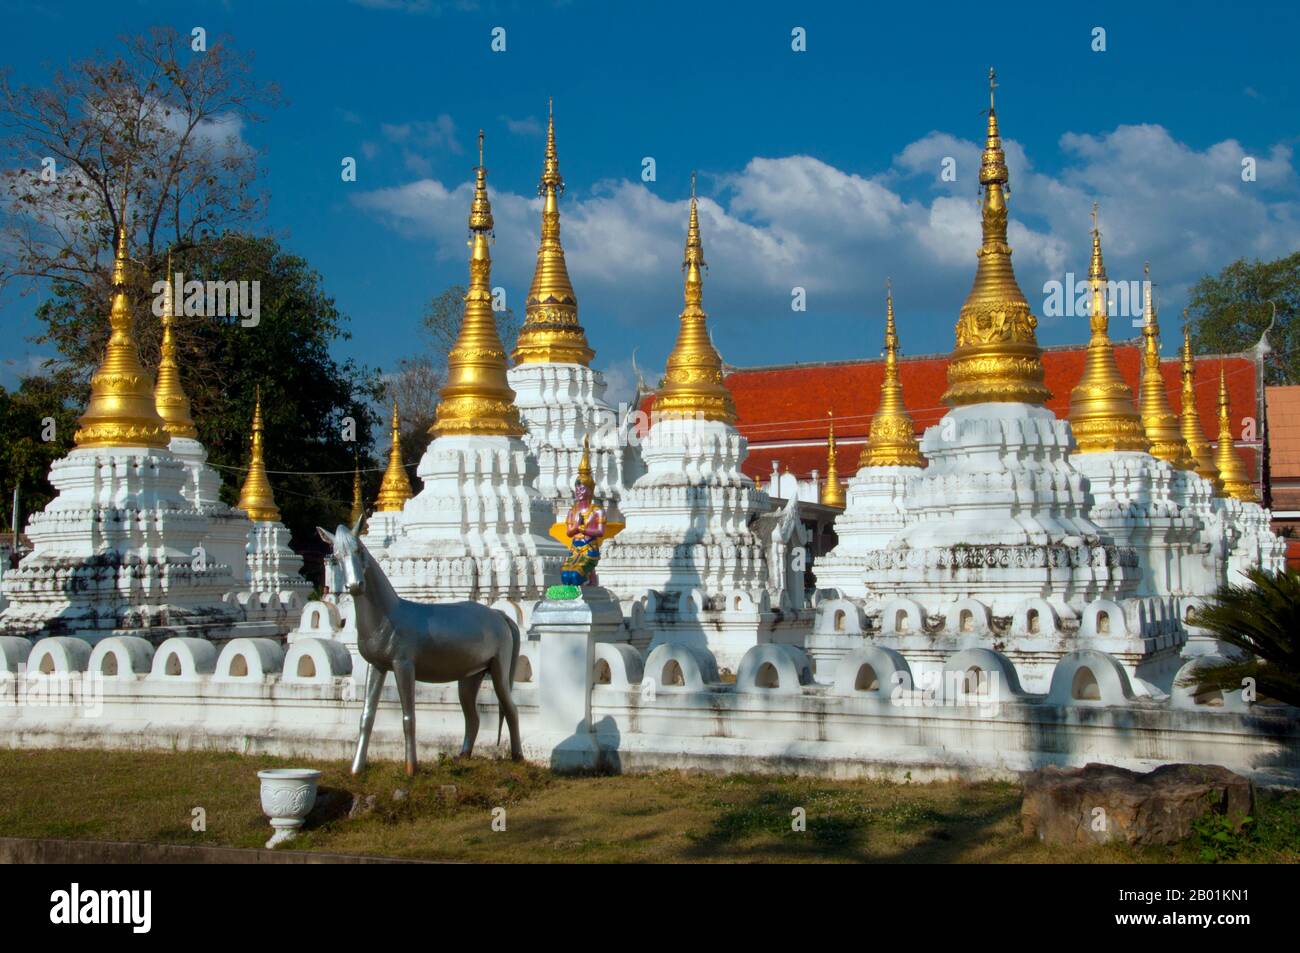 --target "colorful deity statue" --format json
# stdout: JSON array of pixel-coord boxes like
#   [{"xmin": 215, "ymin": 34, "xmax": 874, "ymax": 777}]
[{"xmin": 560, "ymin": 438, "xmax": 606, "ymax": 587}]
